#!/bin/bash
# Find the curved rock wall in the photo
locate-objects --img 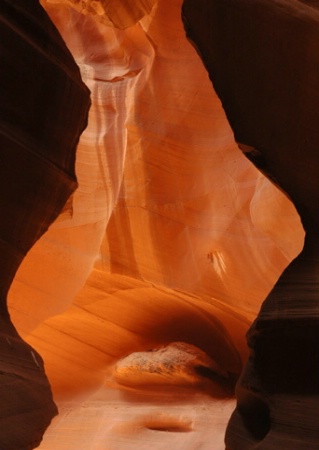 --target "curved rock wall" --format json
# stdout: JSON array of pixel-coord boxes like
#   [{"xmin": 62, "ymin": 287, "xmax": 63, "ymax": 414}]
[
  {"xmin": 182, "ymin": 0, "xmax": 319, "ymax": 448},
  {"xmin": 1, "ymin": 0, "xmax": 309, "ymax": 448},
  {"xmin": 0, "ymin": 1, "xmax": 90, "ymax": 448}
]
